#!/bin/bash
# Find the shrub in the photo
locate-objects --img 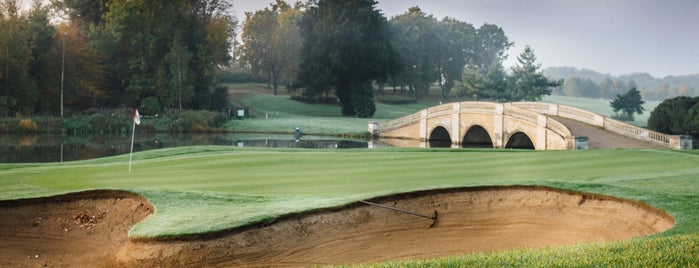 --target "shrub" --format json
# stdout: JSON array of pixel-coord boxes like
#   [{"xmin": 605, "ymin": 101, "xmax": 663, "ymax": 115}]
[
  {"xmin": 140, "ymin": 97, "xmax": 161, "ymax": 116},
  {"xmin": 166, "ymin": 110, "xmax": 222, "ymax": 133},
  {"xmin": 377, "ymin": 95, "xmax": 418, "ymax": 104},
  {"xmin": 18, "ymin": 119, "xmax": 39, "ymax": 133}
]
